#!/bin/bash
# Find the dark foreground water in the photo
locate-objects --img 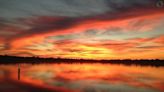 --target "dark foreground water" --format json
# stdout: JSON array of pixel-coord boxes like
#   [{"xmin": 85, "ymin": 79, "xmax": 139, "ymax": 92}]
[{"xmin": 0, "ymin": 63, "xmax": 163, "ymax": 92}]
